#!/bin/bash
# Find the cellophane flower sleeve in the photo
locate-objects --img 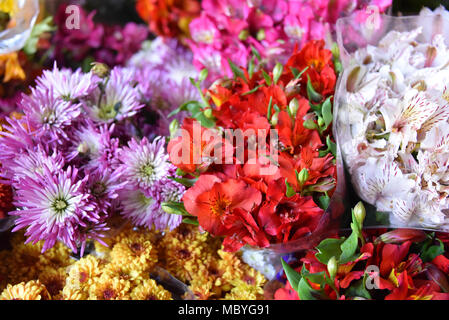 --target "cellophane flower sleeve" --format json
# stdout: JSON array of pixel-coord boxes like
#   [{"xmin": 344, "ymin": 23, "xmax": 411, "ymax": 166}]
[
  {"xmin": 0, "ymin": 0, "xmax": 39, "ymax": 54},
  {"xmin": 334, "ymin": 8, "xmax": 449, "ymax": 232}
]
